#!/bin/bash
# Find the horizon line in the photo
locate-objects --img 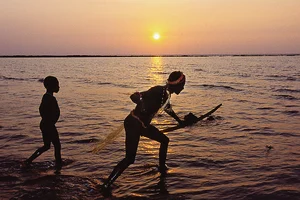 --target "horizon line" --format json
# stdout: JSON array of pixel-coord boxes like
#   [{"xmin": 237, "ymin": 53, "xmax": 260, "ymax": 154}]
[{"xmin": 1, "ymin": 53, "xmax": 300, "ymax": 58}]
